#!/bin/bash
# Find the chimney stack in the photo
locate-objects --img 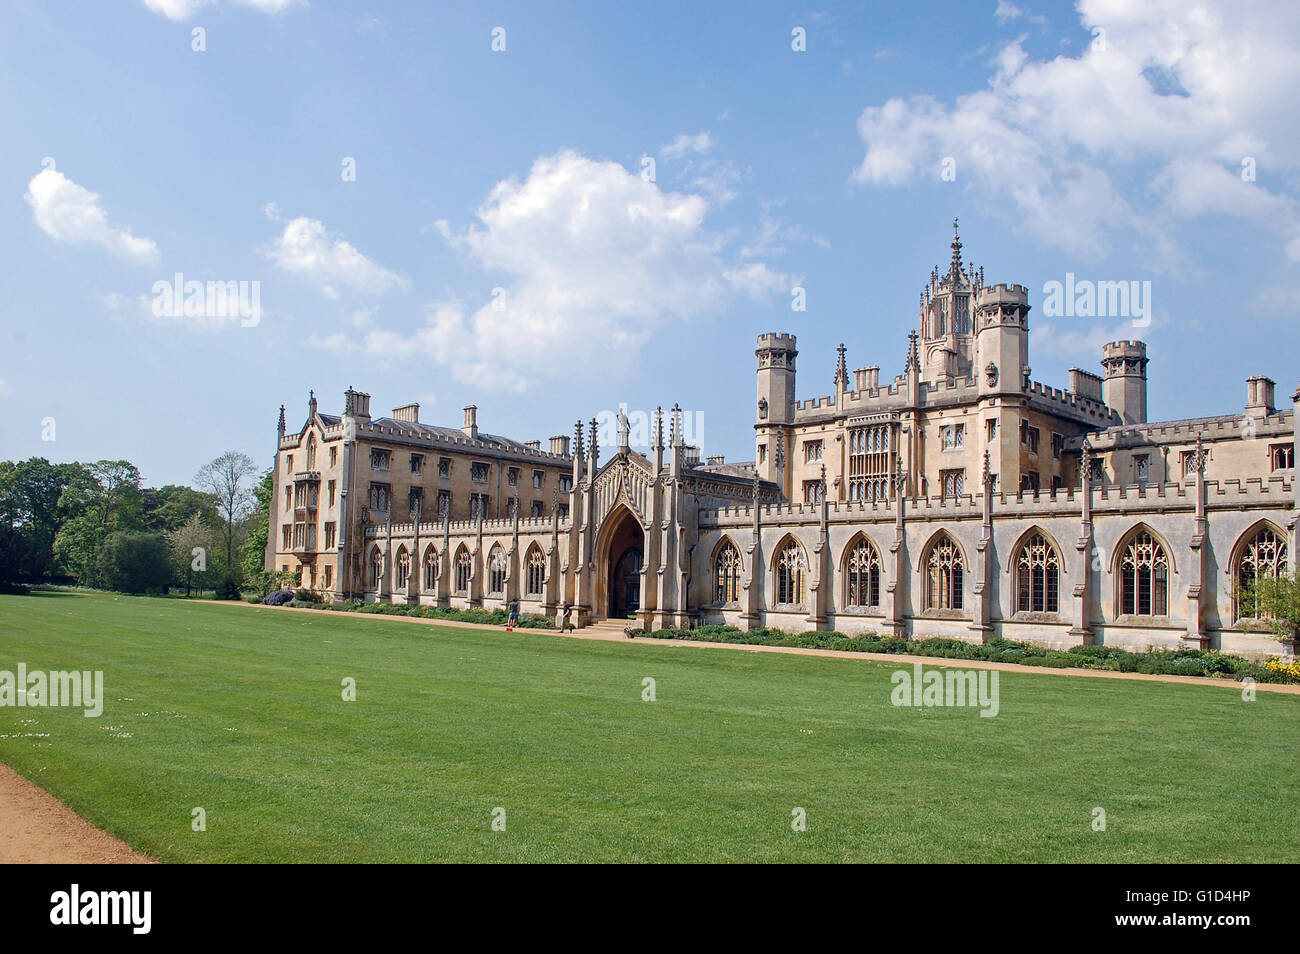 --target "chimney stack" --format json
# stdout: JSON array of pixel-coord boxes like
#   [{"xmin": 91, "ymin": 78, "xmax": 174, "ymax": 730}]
[
  {"xmin": 344, "ymin": 387, "xmax": 371, "ymax": 421},
  {"xmin": 1246, "ymin": 376, "xmax": 1276, "ymax": 417},
  {"xmin": 549, "ymin": 435, "xmax": 571, "ymax": 457},
  {"xmin": 462, "ymin": 405, "xmax": 478, "ymax": 439},
  {"xmin": 525, "ymin": 440, "xmax": 541, "ymax": 451},
  {"xmin": 393, "ymin": 403, "xmax": 420, "ymax": 423}
]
